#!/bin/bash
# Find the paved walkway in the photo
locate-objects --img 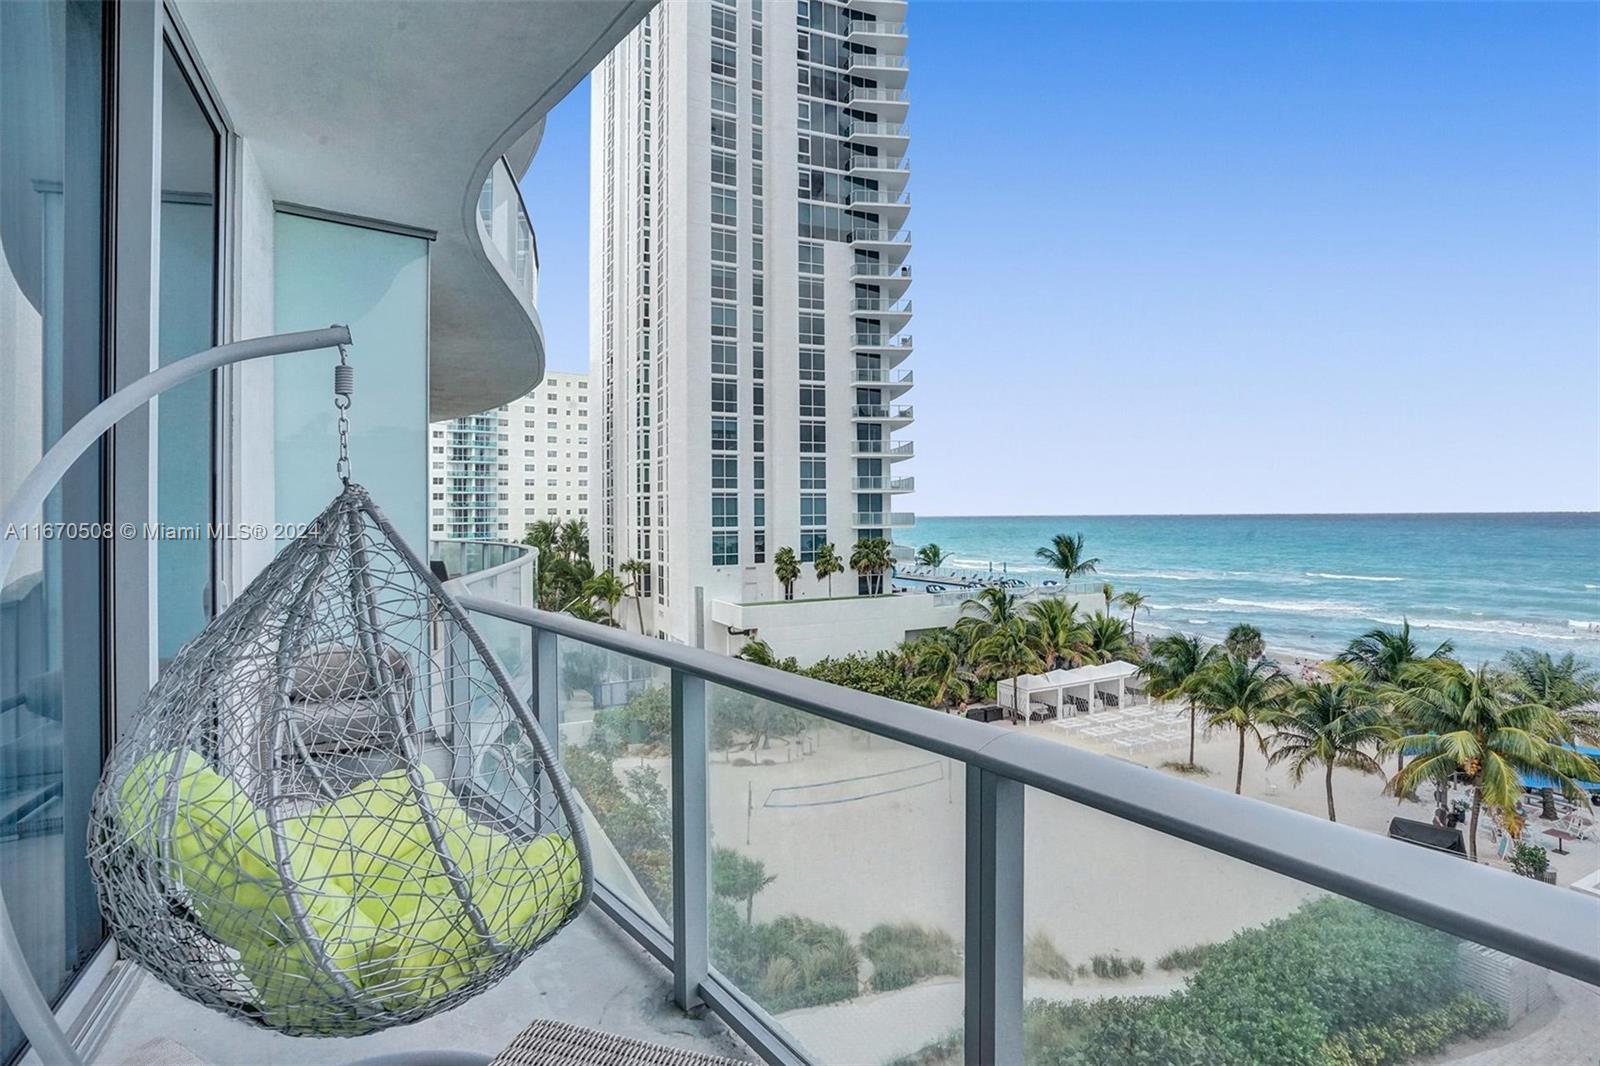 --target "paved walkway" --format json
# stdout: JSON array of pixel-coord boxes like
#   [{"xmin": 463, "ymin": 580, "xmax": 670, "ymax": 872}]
[{"xmin": 1443, "ymin": 974, "xmax": 1600, "ymax": 1066}]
